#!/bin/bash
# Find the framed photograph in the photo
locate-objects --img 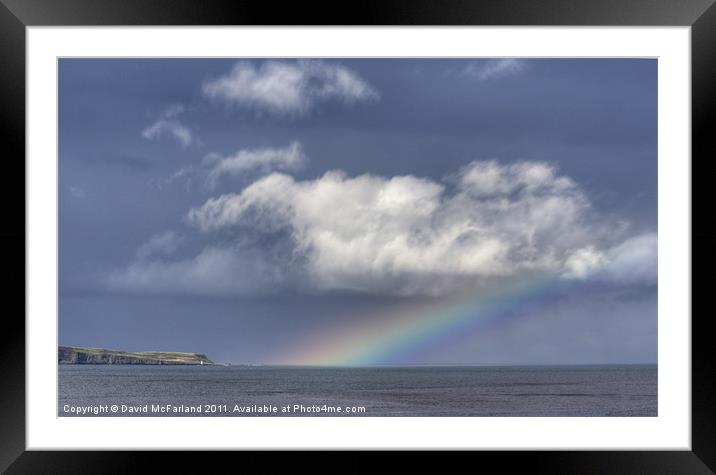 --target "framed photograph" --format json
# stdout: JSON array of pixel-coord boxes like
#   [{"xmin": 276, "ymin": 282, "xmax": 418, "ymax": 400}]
[{"xmin": 3, "ymin": 0, "xmax": 713, "ymax": 470}]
